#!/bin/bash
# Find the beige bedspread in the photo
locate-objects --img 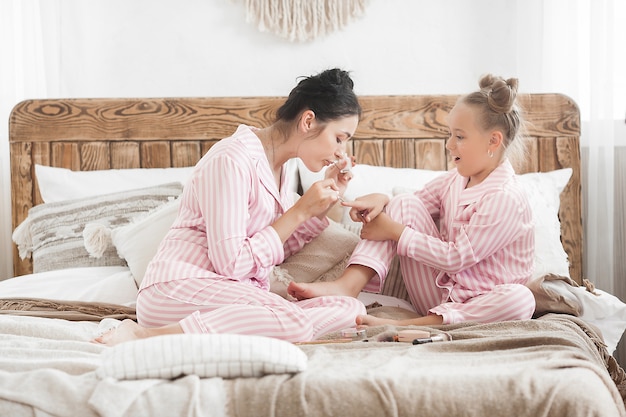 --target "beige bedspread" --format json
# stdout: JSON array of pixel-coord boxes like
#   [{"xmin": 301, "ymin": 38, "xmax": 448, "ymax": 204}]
[
  {"xmin": 226, "ymin": 314, "xmax": 626, "ymax": 417},
  {"xmin": 0, "ymin": 312, "xmax": 624, "ymax": 417}
]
